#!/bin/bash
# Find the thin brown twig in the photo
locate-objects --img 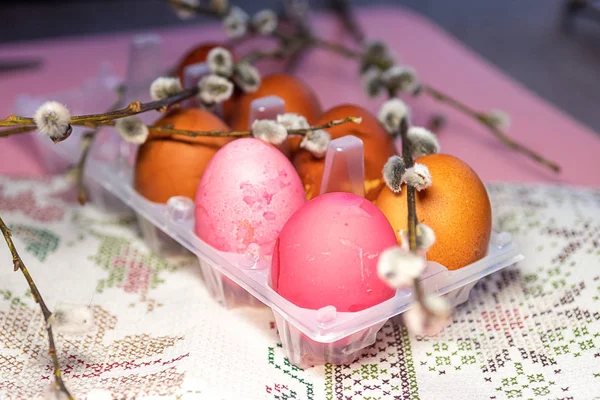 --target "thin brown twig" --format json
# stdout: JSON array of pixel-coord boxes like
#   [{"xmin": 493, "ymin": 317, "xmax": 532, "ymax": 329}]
[
  {"xmin": 0, "ymin": 217, "xmax": 73, "ymax": 399},
  {"xmin": 163, "ymin": 0, "xmax": 560, "ymax": 174},
  {"xmin": 397, "ymin": 118, "xmax": 430, "ymax": 315},
  {"xmin": 399, "ymin": 118, "xmax": 418, "ymax": 251},
  {"xmin": 143, "ymin": 116, "xmax": 361, "ymax": 138},
  {"xmin": 308, "ymin": 36, "xmax": 362, "ymax": 58},
  {"xmin": 0, "ymin": 125, "xmax": 37, "ymax": 137},
  {"xmin": 422, "ymin": 85, "xmax": 560, "ymax": 172},
  {"xmin": 329, "ymin": 0, "xmax": 366, "ymax": 43},
  {"xmin": 307, "ymin": 36, "xmax": 560, "ymax": 173},
  {"xmin": 240, "ymin": 40, "xmax": 304, "ymax": 65},
  {"xmin": 0, "ymin": 87, "xmax": 198, "ymax": 129},
  {"xmin": 285, "ymin": 43, "xmax": 310, "ymax": 73},
  {"xmin": 75, "ymin": 132, "xmax": 96, "ymax": 206}
]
